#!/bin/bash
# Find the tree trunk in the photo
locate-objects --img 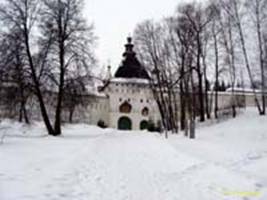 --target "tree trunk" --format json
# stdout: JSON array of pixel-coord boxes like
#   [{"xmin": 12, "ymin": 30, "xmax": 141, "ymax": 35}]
[
  {"xmin": 69, "ymin": 107, "xmax": 75, "ymax": 123},
  {"xmin": 180, "ymin": 81, "xmax": 186, "ymax": 130},
  {"xmin": 180, "ymin": 56, "xmax": 186, "ymax": 130},
  {"xmin": 229, "ymin": 17, "xmax": 237, "ymax": 118},
  {"xmin": 189, "ymin": 117, "xmax": 195, "ymax": 139},
  {"xmin": 19, "ymin": 100, "xmax": 23, "ymax": 123},
  {"xmin": 202, "ymin": 54, "xmax": 211, "ymax": 119},
  {"xmin": 24, "ymin": 30, "xmax": 55, "ymax": 135},
  {"xmin": 196, "ymin": 34, "xmax": 205, "ymax": 122},
  {"xmin": 233, "ymin": 0, "xmax": 263, "ymax": 114},
  {"xmin": 23, "ymin": 103, "xmax": 30, "ymax": 124},
  {"xmin": 213, "ymin": 23, "xmax": 219, "ymax": 119},
  {"xmin": 54, "ymin": 80, "xmax": 63, "ymax": 135},
  {"xmin": 184, "ymin": 118, "xmax": 189, "ymax": 137},
  {"xmin": 220, "ymin": 13, "xmax": 237, "ymax": 118},
  {"xmin": 19, "ymin": 100, "xmax": 29, "ymax": 124},
  {"xmin": 255, "ymin": 2, "xmax": 266, "ymax": 115},
  {"xmin": 54, "ymin": 13, "xmax": 65, "ymax": 135},
  {"xmin": 189, "ymin": 58, "xmax": 196, "ymax": 139}
]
